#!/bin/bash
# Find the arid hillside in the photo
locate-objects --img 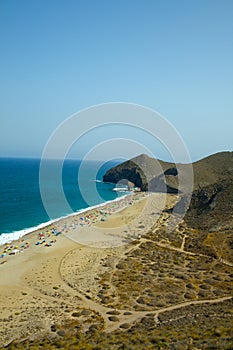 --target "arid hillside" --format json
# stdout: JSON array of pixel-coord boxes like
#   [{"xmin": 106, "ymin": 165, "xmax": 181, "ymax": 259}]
[{"xmin": 103, "ymin": 151, "xmax": 233, "ymax": 193}]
